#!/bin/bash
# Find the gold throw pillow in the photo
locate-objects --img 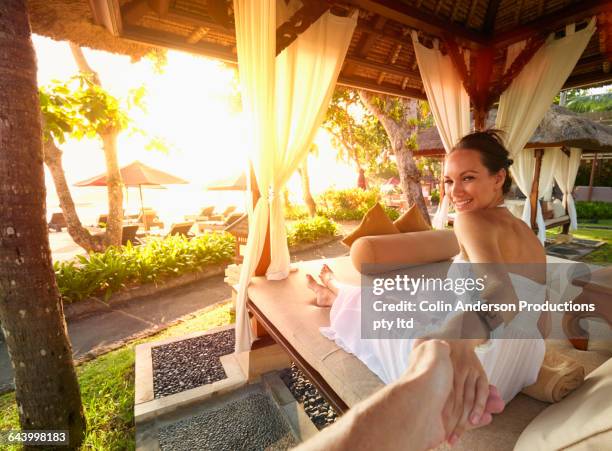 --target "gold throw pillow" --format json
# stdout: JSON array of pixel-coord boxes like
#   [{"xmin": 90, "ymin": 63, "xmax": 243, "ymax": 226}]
[
  {"xmin": 342, "ymin": 203, "xmax": 399, "ymax": 247},
  {"xmin": 393, "ymin": 204, "xmax": 431, "ymax": 233}
]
